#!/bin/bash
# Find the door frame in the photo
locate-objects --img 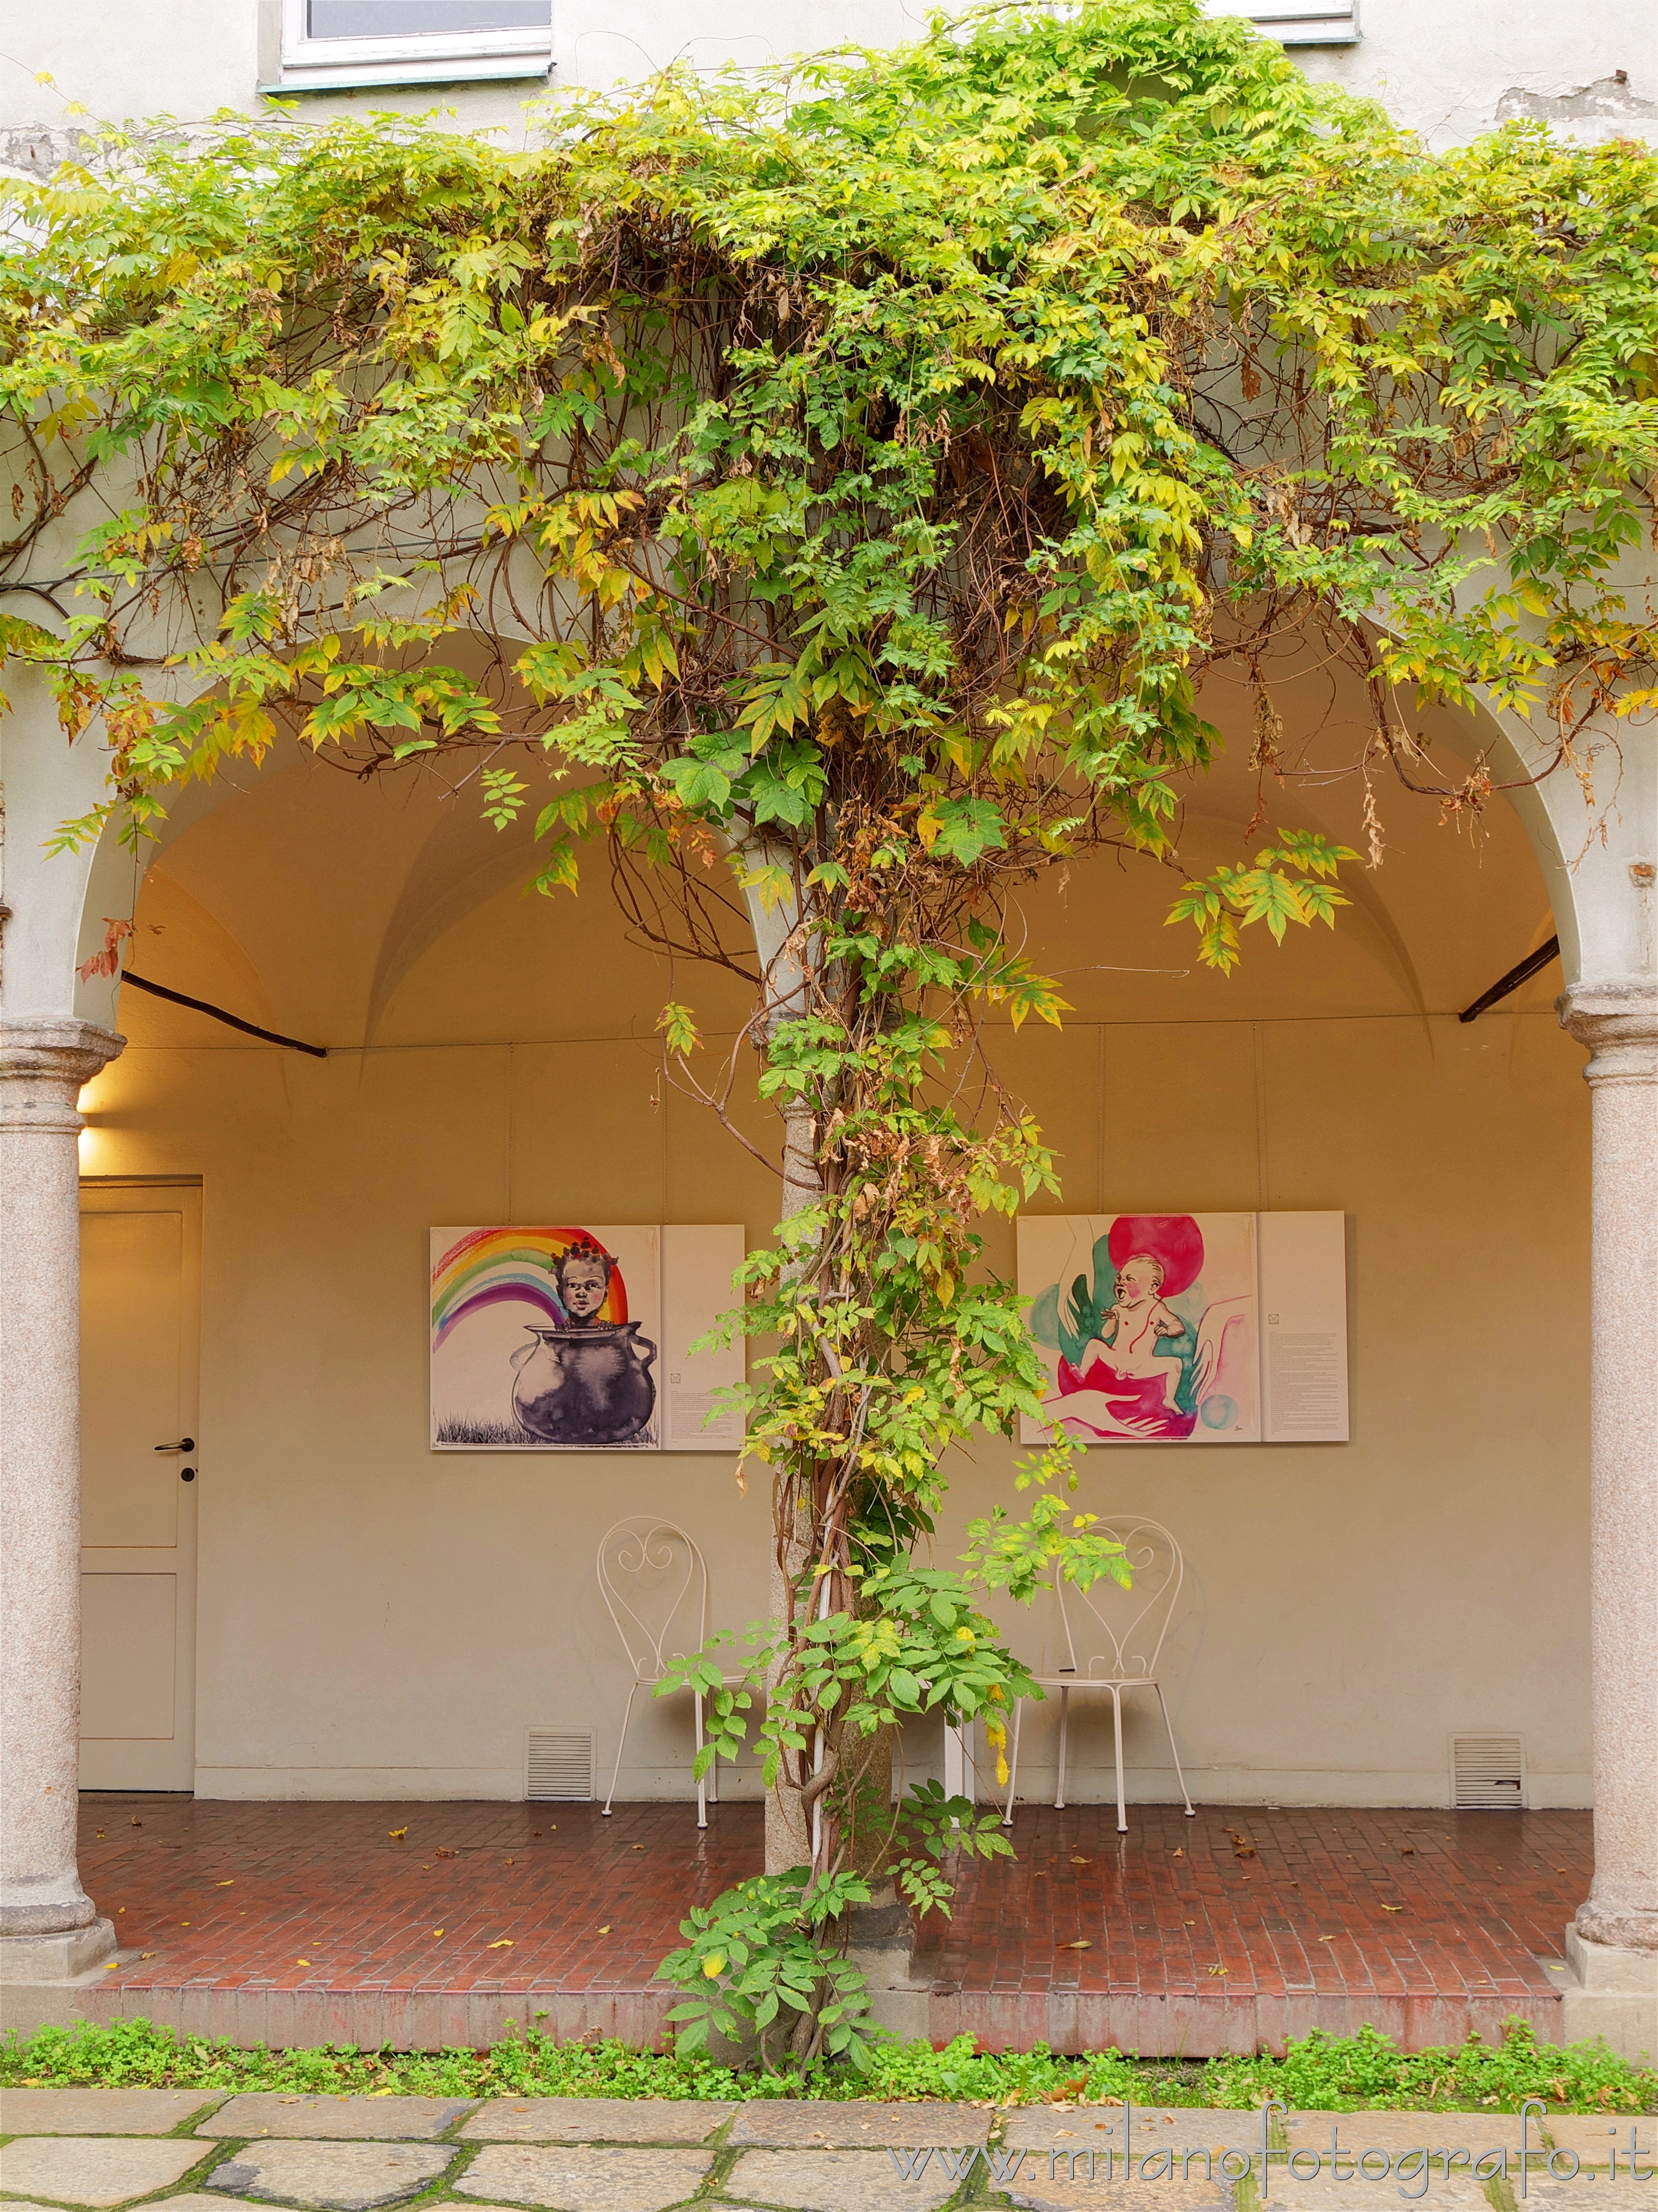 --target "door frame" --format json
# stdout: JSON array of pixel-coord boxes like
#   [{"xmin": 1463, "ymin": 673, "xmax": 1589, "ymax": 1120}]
[{"xmin": 79, "ymin": 1176, "xmax": 203, "ymax": 1791}]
